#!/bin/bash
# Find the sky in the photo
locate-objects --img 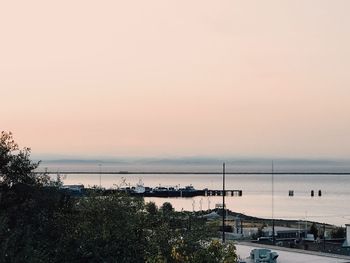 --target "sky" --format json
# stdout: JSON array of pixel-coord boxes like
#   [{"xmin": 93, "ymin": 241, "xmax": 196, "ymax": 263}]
[{"xmin": 1, "ymin": 0, "xmax": 350, "ymax": 158}]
